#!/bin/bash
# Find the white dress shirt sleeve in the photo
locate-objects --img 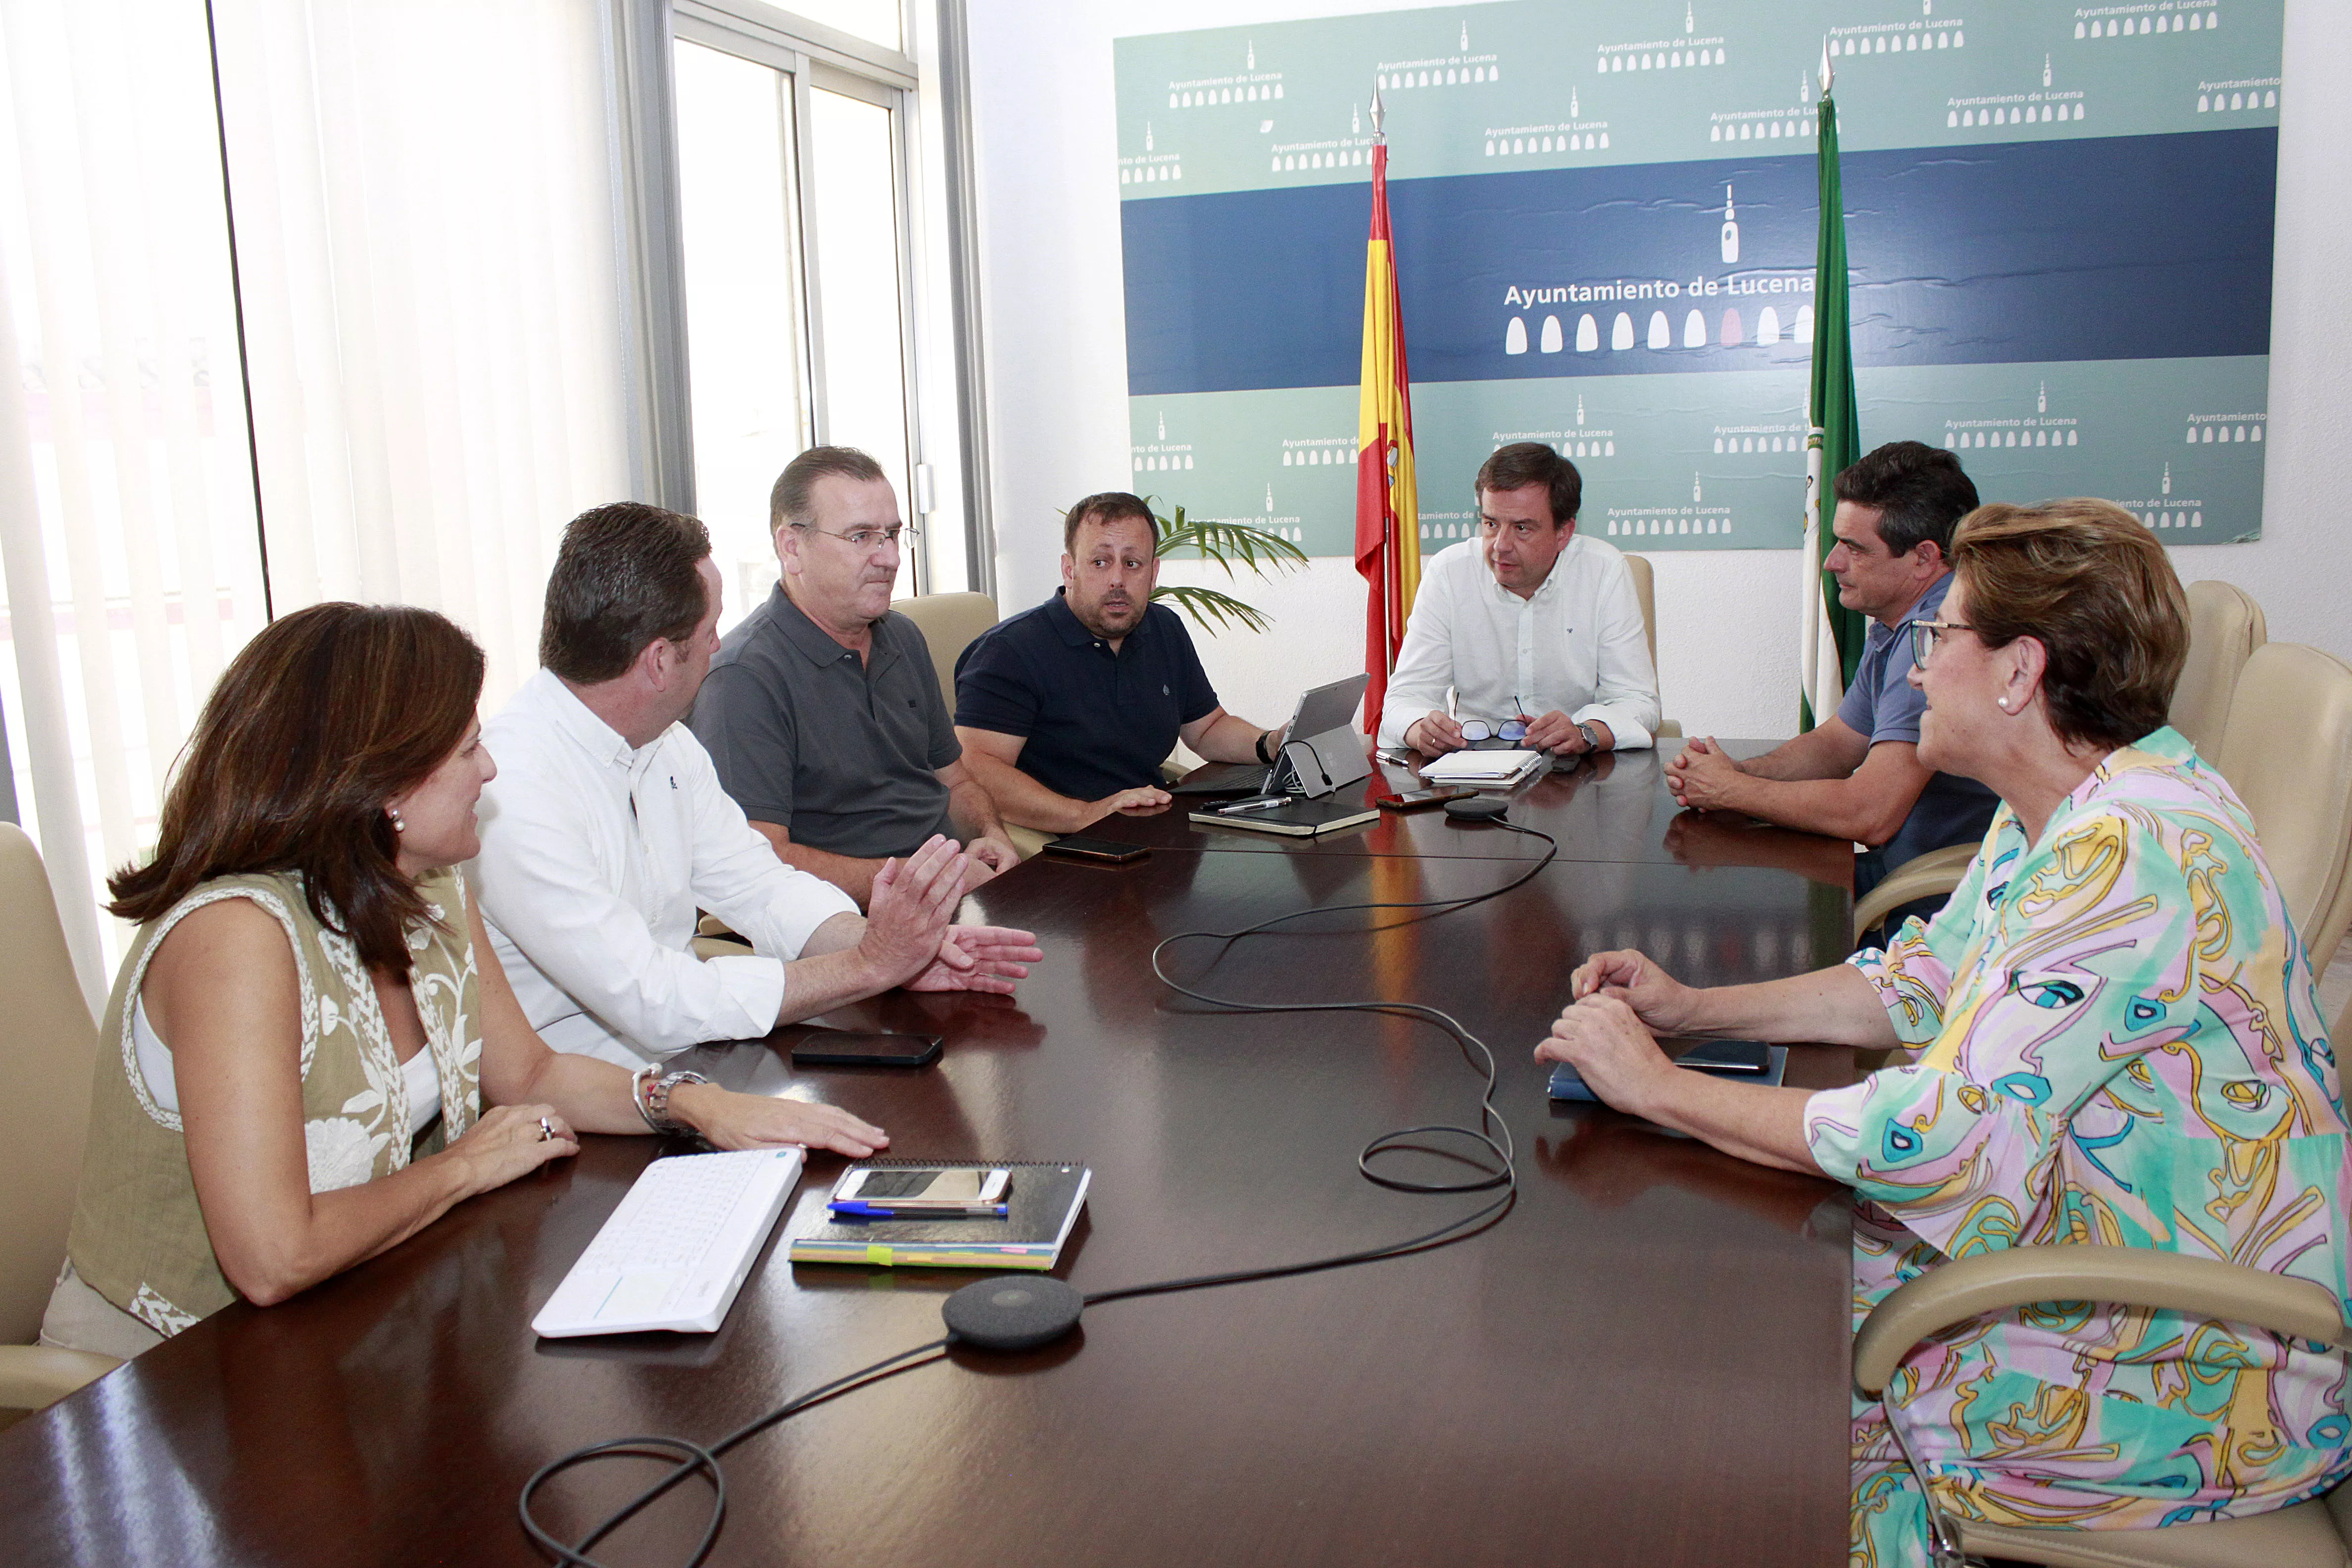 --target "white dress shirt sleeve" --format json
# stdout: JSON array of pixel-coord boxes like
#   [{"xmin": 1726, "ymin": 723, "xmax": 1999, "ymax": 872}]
[
  {"xmin": 679, "ymin": 736, "xmax": 861, "ymax": 962},
  {"xmin": 1377, "ymin": 562, "xmax": 1459, "ymax": 749},
  {"xmin": 474, "ymin": 775, "xmax": 794, "ymax": 1058},
  {"xmin": 1573, "ymin": 552, "xmax": 1661, "ymax": 751}
]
